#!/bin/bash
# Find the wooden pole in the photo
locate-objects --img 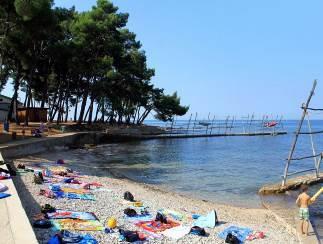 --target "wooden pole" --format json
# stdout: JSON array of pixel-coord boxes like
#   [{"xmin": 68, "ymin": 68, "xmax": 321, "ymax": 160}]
[
  {"xmin": 170, "ymin": 117, "xmax": 175, "ymax": 134},
  {"xmin": 282, "ymin": 80, "xmax": 317, "ymax": 186},
  {"xmin": 279, "ymin": 115, "xmax": 284, "ymax": 131},
  {"xmin": 225, "ymin": 116, "xmax": 229, "ymax": 134},
  {"xmin": 306, "ymin": 112, "xmax": 319, "ymax": 177},
  {"xmin": 206, "ymin": 112, "xmax": 210, "ymax": 134},
  {"xmin": 187, "ymin": 113, "xmax": 192, "ymax": 135},
  {"xmin": 192, "ymin": 112, "xmax": 197, "ymax": 134},
  {"xmin": 209, "ymin": 115, "xmax": 216, "ymax": 135},
  {"xmin": 230, "ymin": 116, "xmax": 235, "ymax": 133},
  {"xmin": 248, "ymin": 113, "xmax": 254, "ymax": 134},
  {"xmin": 317, "ymin": 153, "xmax": 322, "ymax": 177}
]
